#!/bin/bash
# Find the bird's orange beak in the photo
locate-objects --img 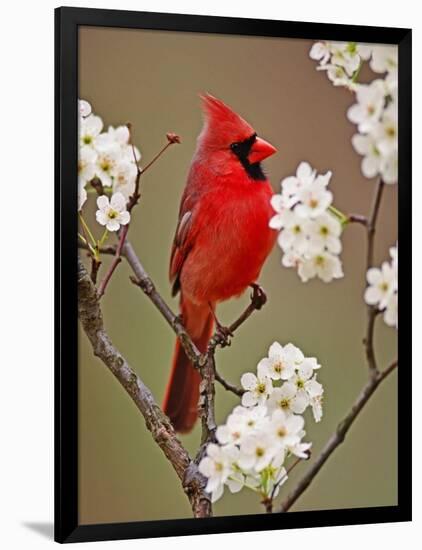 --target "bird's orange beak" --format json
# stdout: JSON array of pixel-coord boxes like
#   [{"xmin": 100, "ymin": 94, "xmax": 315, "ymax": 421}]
[{"xmin": 248, "ymin": 137, "xmax": 277, "ymax": 164}]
